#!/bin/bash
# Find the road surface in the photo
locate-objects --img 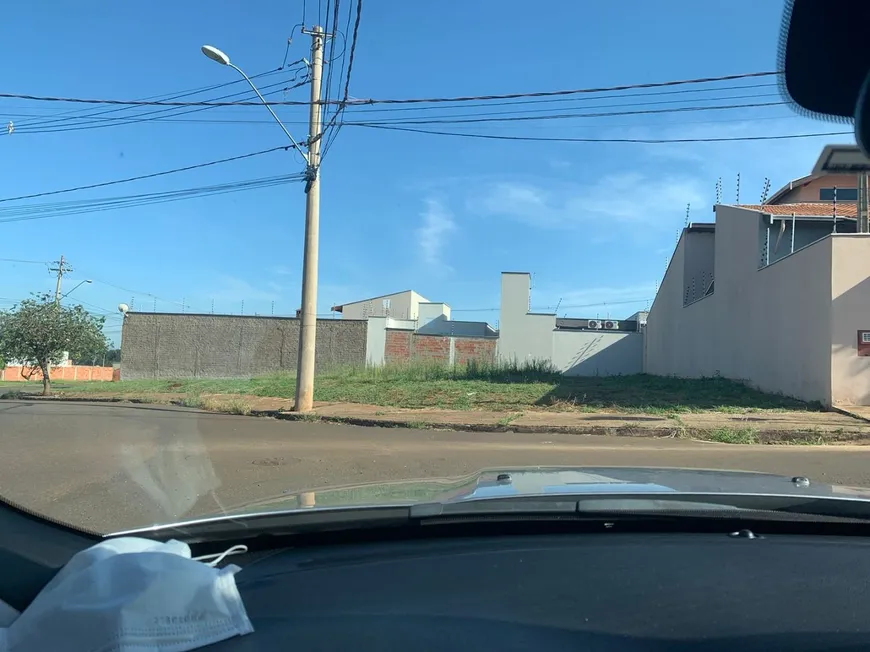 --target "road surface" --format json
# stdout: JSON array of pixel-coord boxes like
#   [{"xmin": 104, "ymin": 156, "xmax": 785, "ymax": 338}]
[{"xmin": 1, "ymin": 399, "xmax": 869, "ymax": 533}]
